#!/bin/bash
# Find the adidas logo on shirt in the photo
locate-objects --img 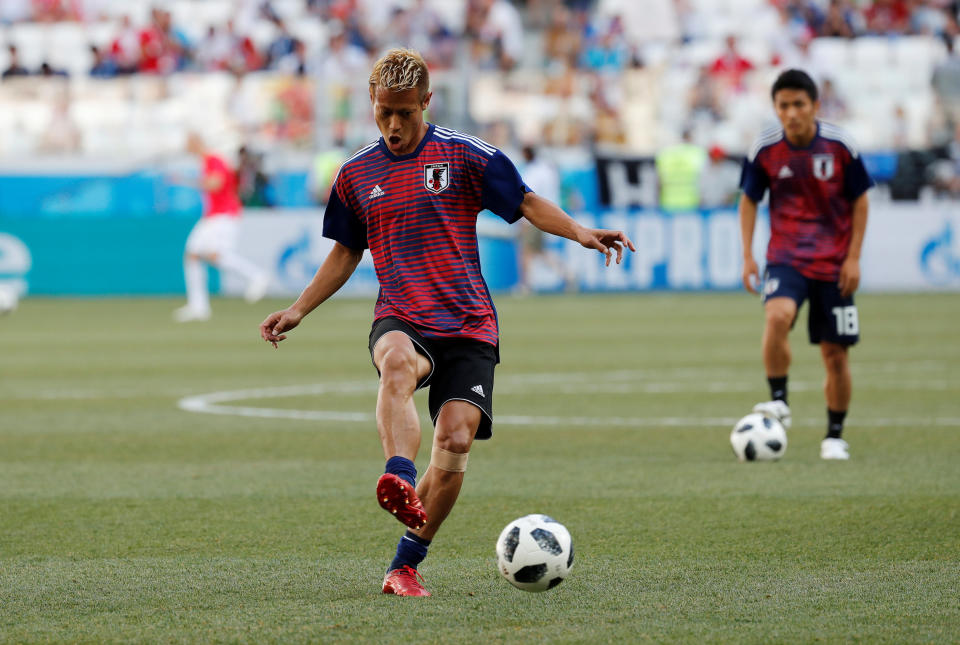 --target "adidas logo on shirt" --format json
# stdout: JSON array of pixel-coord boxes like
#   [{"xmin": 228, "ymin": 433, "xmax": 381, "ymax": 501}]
[
  {"xmin": 471, "ymin": 384, "xmax": 485, "ymax": 398},
  {"xmin": 369, "ymin": 184, "xmax": 385, "ymax": 199},
  {"xmin": 777, "ymin": 165, "xmax": 794, "ymax": 179}
]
